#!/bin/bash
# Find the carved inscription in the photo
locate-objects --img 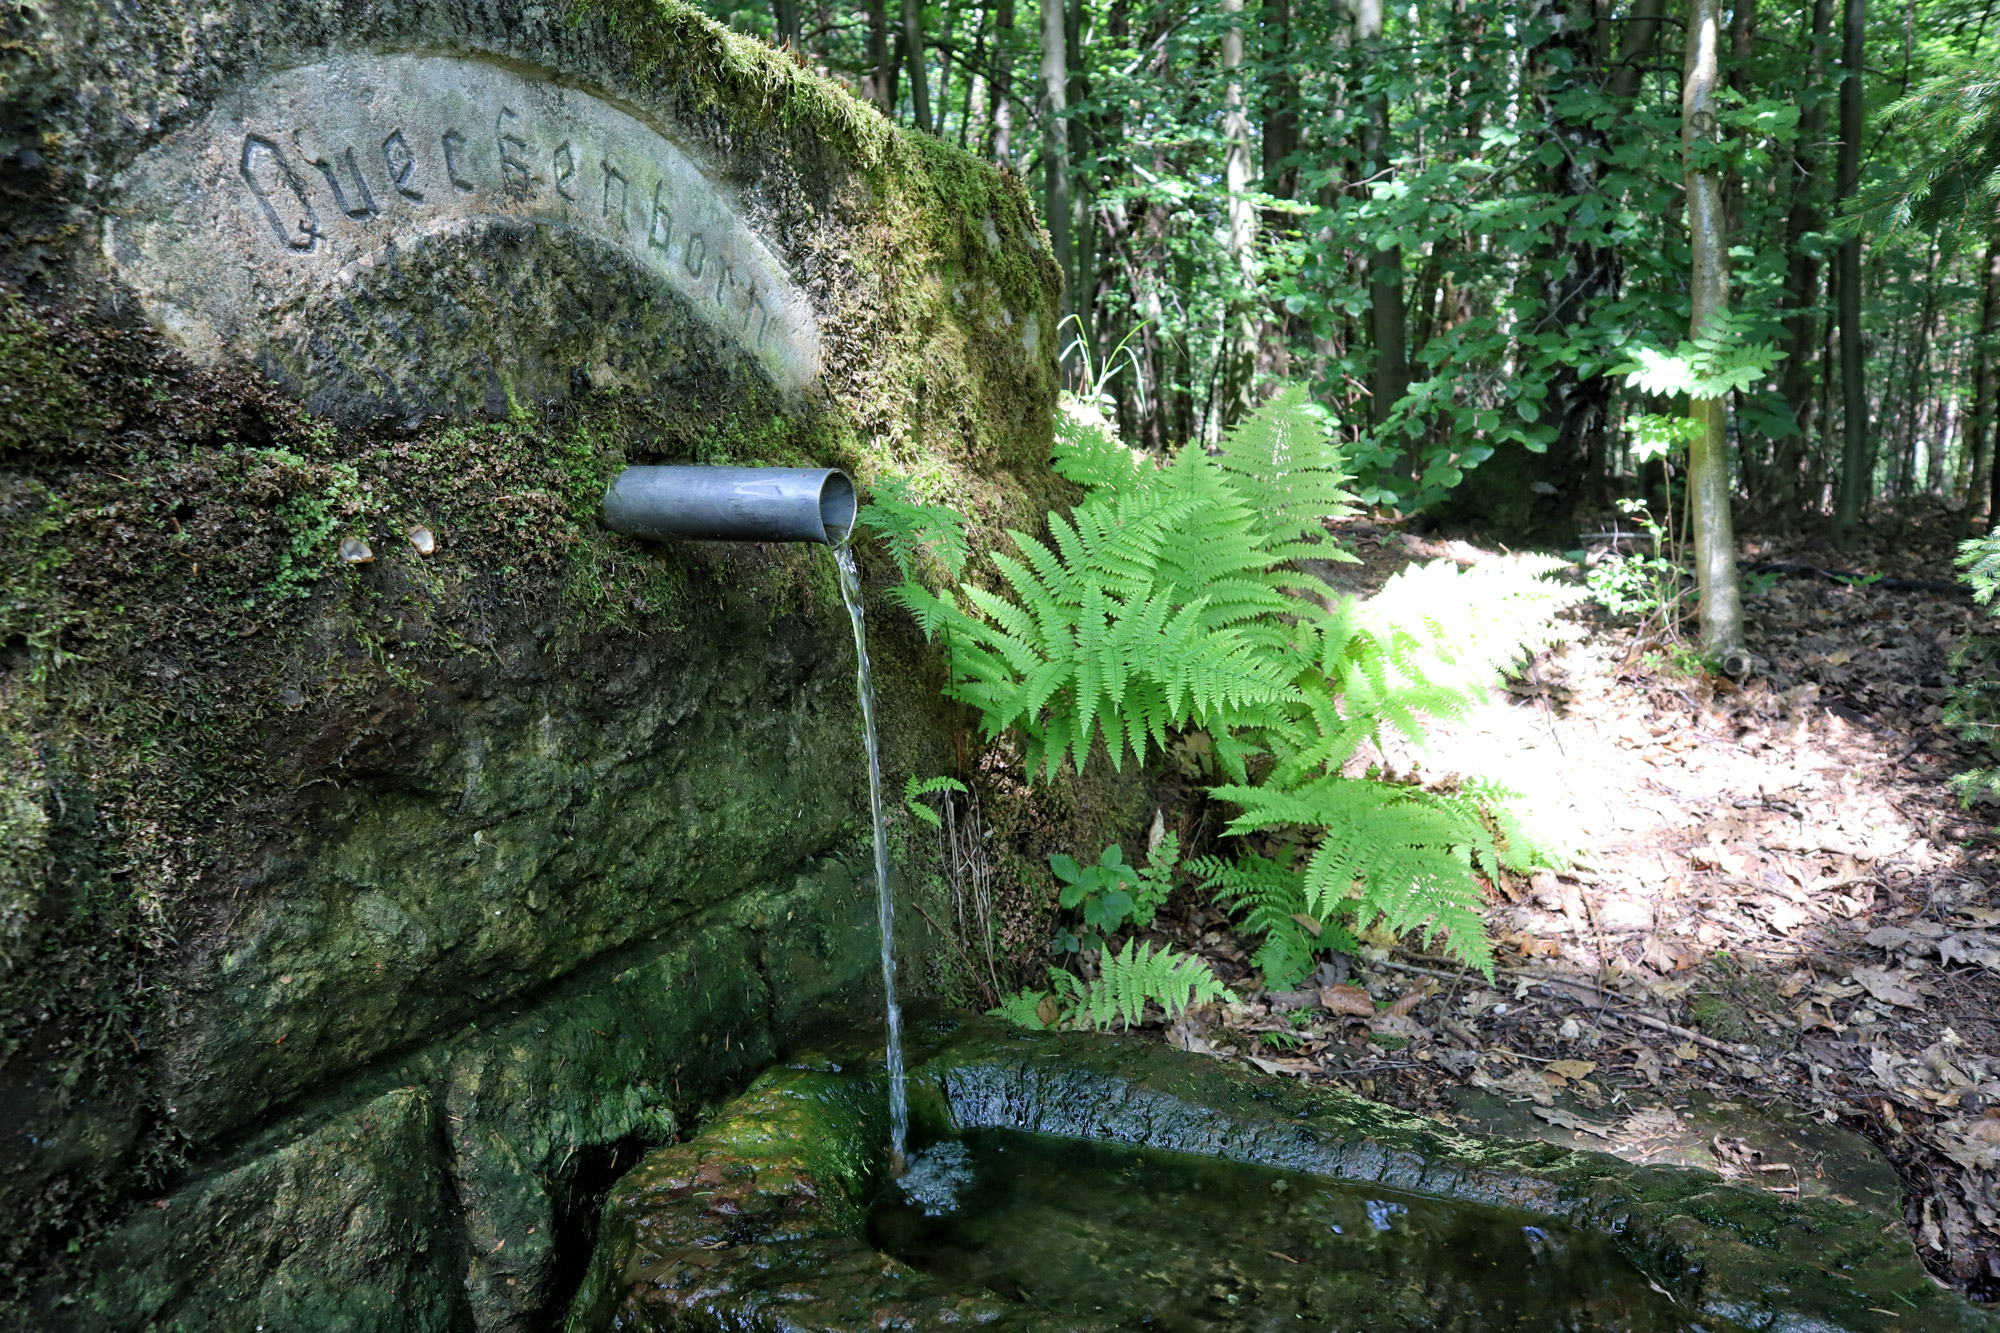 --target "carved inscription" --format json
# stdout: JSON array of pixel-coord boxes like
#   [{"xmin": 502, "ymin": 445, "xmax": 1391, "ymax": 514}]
[{"xmin": 106, "ymin": 54, "xmax": 819, "ymax": 395}]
